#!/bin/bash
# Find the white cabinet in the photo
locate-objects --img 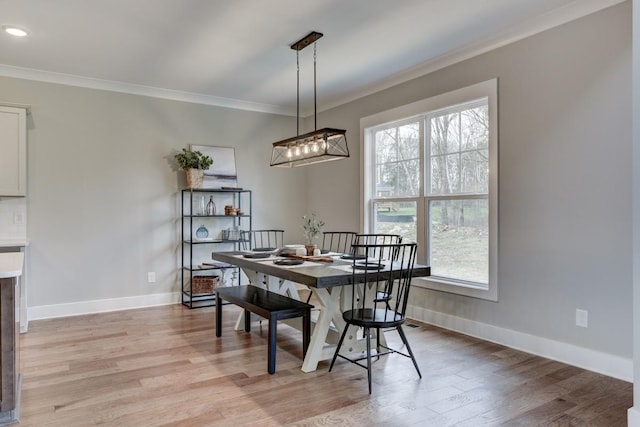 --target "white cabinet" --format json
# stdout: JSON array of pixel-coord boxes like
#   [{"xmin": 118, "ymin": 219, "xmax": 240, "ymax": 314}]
[{"xmin": 0, "ymin": 106, "xmax": 27, "ymax": 196}]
